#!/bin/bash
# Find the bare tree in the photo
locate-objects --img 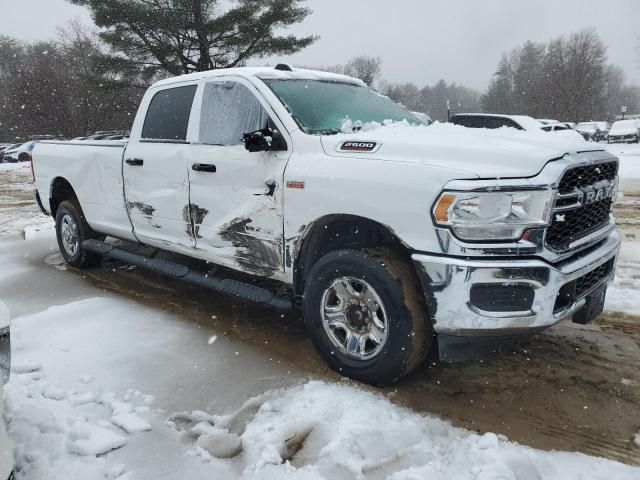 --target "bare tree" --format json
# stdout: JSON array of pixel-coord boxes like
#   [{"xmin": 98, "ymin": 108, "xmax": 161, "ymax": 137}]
[
  {"xmin": 57, "ymin": 20, "xmax": 143, "ymax": 136},
  {"xmin": 482, "ymin": 28, "xmax": 621, "ymax": 121},
  {"xmin": 344, "ymin": 55, "xmax": 382, "ymax": 87},
  {"xmin": 387, "ymin": 80, "xmax": 482, "ymax": 122},
  {"xmin": 0, "ymin": 25, "xmax": 143, "ymax": 142}
]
